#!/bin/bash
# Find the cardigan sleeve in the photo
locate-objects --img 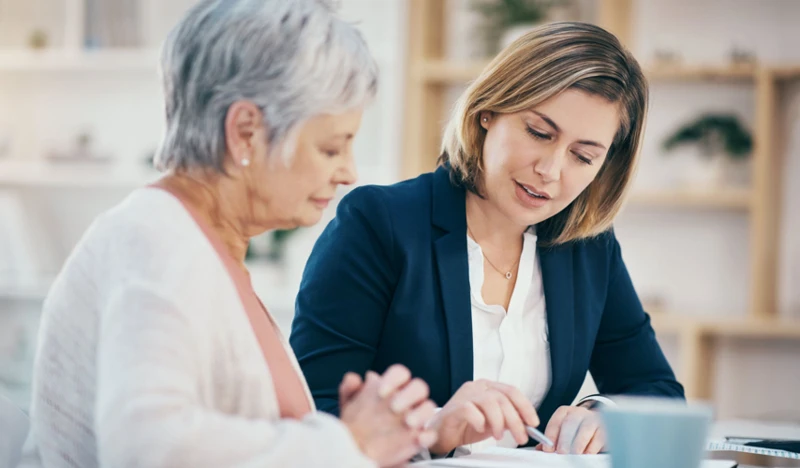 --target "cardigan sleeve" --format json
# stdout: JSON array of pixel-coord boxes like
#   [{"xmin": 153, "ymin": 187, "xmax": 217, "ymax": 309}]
[{"xmin": 95, "ymin": 279, "xmax": 376, "ymax": 468}]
